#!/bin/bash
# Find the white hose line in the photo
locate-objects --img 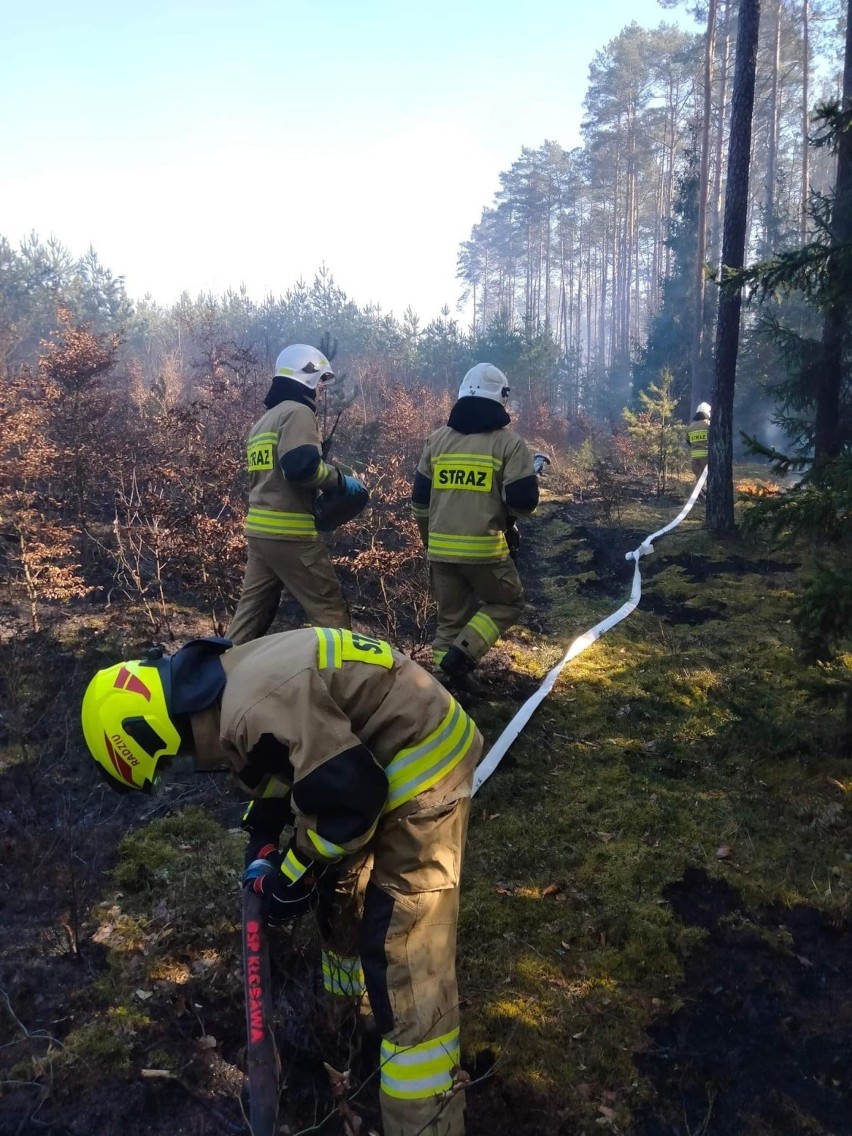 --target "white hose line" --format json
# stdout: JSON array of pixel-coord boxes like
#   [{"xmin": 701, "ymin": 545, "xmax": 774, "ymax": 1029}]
[{"xmin": 472, "ymin": 467, "xmax": 708, "ymax": 795}]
